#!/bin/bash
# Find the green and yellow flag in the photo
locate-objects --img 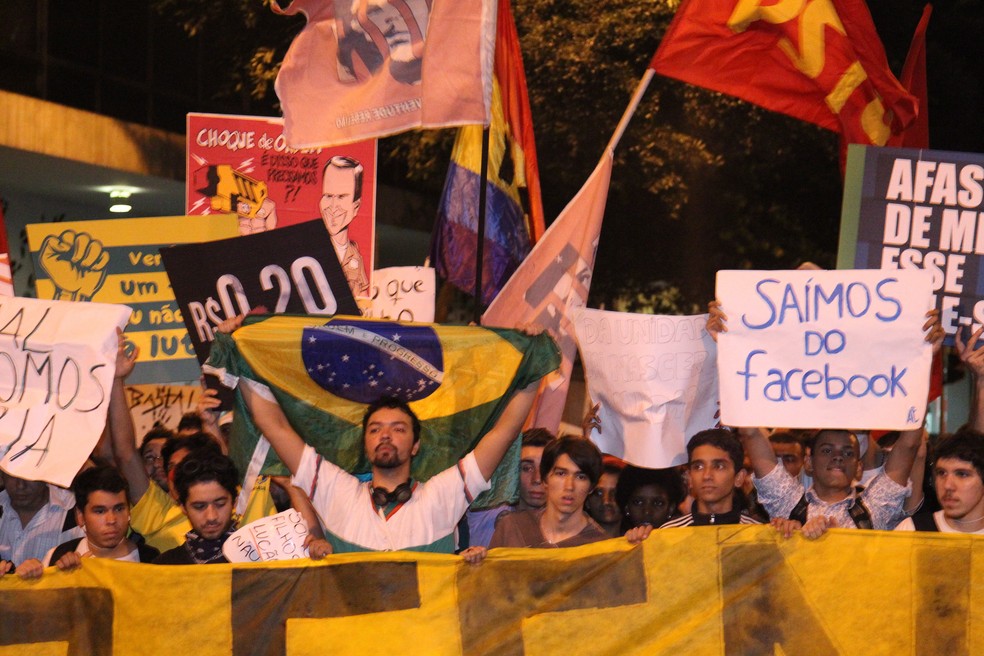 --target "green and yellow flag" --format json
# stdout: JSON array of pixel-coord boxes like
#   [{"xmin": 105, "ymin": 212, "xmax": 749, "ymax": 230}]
[{"xmin": 208, "ymin": 315, "xmax": 560, "ymax": 506}]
